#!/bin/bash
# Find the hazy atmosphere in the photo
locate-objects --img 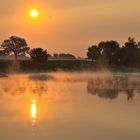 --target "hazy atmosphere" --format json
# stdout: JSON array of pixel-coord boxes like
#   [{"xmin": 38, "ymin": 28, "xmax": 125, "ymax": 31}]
[
  {"xmin": 0, "ymin": 0, "xmax": 140, "ymax": 57},
  {"xmin": 0, "ymin": 1, "xmax": 140, "ymax": 140}
]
